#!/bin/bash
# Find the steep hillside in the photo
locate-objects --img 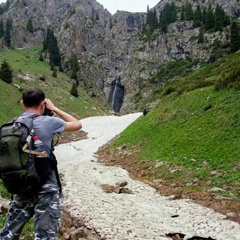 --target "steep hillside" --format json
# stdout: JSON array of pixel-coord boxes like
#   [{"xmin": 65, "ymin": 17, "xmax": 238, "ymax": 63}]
[
  {"xmin": 0, "ymin": 45, "xmax": 108, "ymax": 125},
  {"xmin": 98, "ymin": 50, "xmax": 240, "ymax": 209}
]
